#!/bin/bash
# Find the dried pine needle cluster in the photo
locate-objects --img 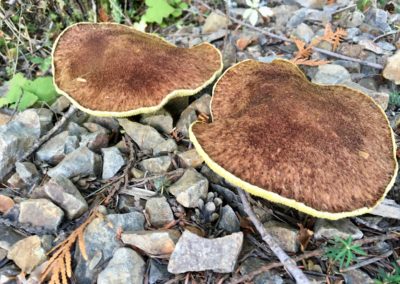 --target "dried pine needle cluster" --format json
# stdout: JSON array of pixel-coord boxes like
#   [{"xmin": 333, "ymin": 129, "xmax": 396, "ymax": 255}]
[
  {"xmin": 290, "ymin": 23, "xmax": 347, "ymax": 66},
  {"xmin": 40, "ymin": 210, "xmax": 103, "ymax": 284}
]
